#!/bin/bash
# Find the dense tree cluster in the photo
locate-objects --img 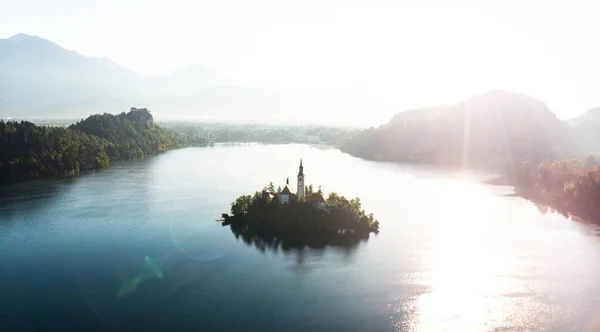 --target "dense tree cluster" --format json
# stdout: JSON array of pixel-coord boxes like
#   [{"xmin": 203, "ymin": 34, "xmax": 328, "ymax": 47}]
[
  {"xmin": 562, "ymin": 168, "xmax": 600, "ymax": 221},
  {"xmin": 516, "ymin": 158, "xmax": 600, "ymax": 223},
  {"xmin": 223, "ymin": 184, "xmax": 379, "ymax": 249},
  {"xmin": 0, "ymin": 110, "xmax": 206, "ymax": 184},
  {"xmin": 70, "ymin": 111, "xmax": 193, "ymax": 160},
  {"xmin": 0, "ymin": 120, "xmax": 110, "ymax": 183}
]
